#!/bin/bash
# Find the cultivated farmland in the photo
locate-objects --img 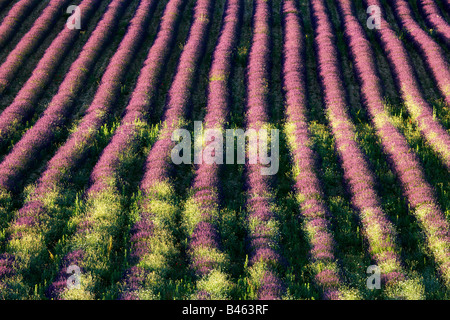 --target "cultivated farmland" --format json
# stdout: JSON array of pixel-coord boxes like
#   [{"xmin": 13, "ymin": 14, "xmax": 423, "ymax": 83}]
[{"xmin": 0, "ymin": 0, "xmax": 448, "ymax": 300}]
